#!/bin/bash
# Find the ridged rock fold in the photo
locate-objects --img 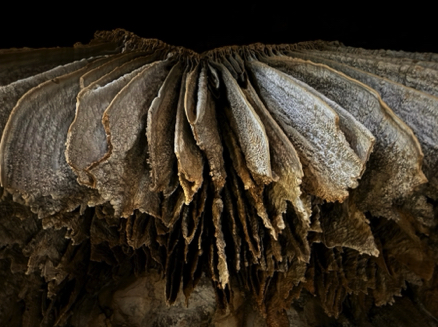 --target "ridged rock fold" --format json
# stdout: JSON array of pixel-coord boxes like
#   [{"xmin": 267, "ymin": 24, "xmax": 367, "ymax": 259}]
[{"xmin": 0, "ymin": 29, "xmax": 437, "ymax": 327}]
